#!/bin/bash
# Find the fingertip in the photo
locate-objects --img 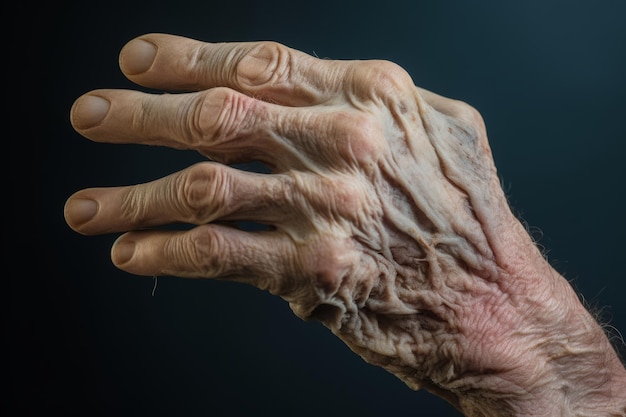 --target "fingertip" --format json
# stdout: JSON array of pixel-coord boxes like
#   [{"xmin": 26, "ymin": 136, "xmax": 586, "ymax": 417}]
[
  {"xmin": 64, "ymin": 195, "xmax": 99, "ymax": 233},
  {"xmin": 111, "ymin": 236, "xmax": 136, "ymax": 267},
  {"xmin": 119, "ymin": 38, "xmax": 158, "ymax": 75},
  {"xmin": 70, "ymin": 94, "xmax": 110, "ymax": 130}
]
